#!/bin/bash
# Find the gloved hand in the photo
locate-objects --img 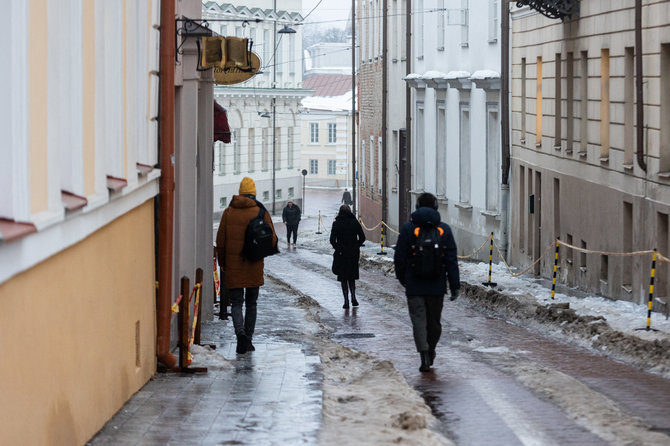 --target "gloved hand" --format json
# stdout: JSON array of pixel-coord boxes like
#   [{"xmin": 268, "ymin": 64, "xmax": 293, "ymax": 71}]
[{"xmin": 449, "ymin": 289, "xmax": 459, "ymax": 301}]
